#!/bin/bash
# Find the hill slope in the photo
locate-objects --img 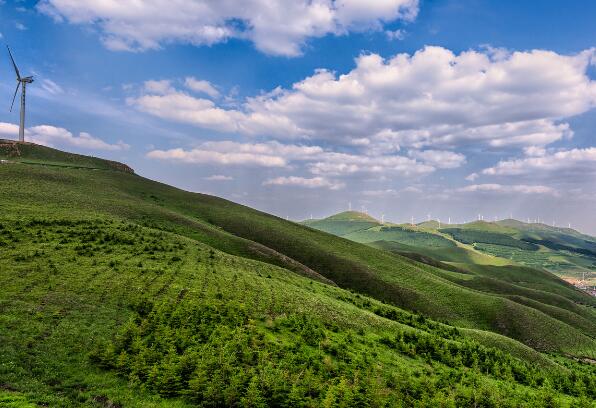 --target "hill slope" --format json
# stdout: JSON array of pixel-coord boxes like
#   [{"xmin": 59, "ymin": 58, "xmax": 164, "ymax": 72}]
[
  {"xmin": 0, "ymin": 139, "xmax": 134, "ymax": 173},
  {"xmin": 1, "ymin": 143, "xmax": 595, "ymax": 406}
]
